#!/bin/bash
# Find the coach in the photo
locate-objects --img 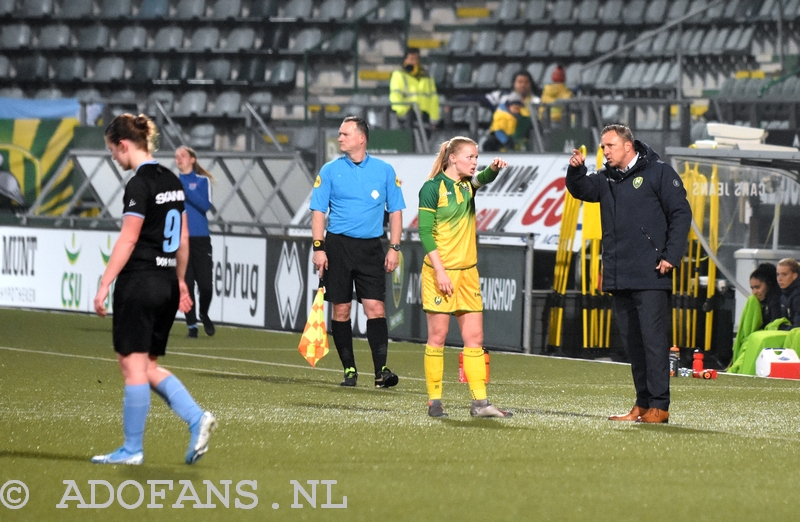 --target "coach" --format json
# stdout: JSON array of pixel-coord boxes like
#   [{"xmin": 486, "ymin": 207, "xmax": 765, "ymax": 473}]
[
  {"xmin": 310, "ymin": 116, "xmax": 405, "ymax": 388},
  {"xmin": 566, "ymin": 124, "xmax": 691, "ymax": 424}
]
